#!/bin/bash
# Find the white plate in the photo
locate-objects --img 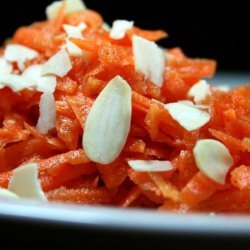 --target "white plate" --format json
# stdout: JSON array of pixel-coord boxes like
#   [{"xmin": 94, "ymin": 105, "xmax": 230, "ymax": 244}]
[{"xmin": 0, "ymin": 200, "xmax": 250, "ymax": 236}]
